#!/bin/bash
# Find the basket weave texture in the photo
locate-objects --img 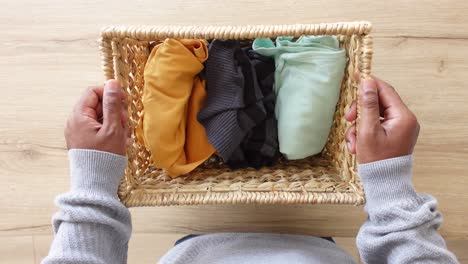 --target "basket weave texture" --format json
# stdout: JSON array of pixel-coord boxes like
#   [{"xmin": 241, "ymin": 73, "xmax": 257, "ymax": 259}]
[{"xmin": 99, "ymin": 22, "xmax": 373, "ymax": 207}]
